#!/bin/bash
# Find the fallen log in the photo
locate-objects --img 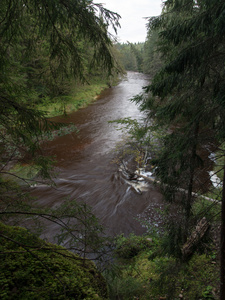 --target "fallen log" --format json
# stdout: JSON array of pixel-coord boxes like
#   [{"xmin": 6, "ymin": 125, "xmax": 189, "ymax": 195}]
[
  {"xmin": 120, "ymin": 162, "xmax": 220, "ymax": 204},
  {"xmin": 181, "ymin": 217, "xmax": 210, "ymax": 258},
  {"xmin": 136, "ymin": 173, "xmax": 221, "ymax": 204}
]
